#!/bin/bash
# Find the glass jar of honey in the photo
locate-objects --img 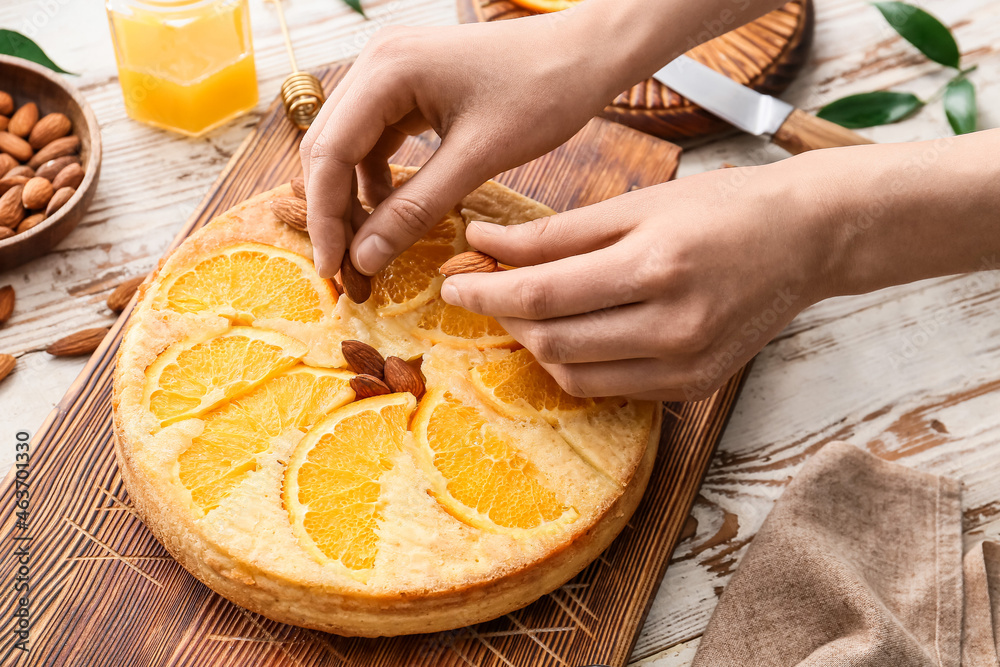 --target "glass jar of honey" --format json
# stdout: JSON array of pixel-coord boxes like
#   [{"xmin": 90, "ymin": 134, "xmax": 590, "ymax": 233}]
[{"xmin": 106, "ymin": 0, "xmax": 259, "ymax": 136}]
